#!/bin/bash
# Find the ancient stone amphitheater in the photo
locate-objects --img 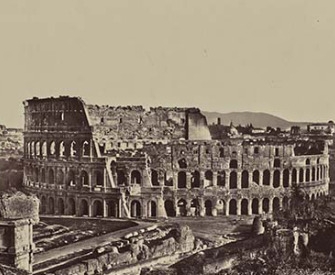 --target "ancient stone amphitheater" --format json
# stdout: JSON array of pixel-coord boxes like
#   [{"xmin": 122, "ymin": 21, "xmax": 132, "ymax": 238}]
[{"xmin": 23, "ymin": 96, "xmax": 329, "ymax": 219}]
